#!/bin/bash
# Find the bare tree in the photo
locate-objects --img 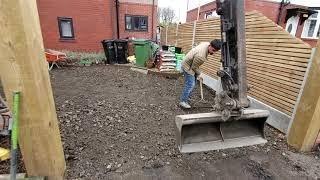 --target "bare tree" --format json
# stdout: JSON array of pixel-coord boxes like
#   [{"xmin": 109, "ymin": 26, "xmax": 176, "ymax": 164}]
[{"xmin": 158, "ymin": 7, "xmax": 176, "ymax": 25}]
